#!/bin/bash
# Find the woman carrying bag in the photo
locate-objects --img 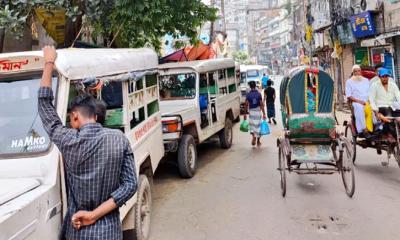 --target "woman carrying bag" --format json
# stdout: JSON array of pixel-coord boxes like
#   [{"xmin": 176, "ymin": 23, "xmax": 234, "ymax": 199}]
[{"xmin": 244, "ymin": 81, "xmax": 267, "ymax": 146}]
